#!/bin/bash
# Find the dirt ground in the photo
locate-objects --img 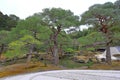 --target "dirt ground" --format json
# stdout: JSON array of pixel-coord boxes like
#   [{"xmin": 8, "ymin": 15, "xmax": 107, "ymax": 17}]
[{"xmin": 90, "ymin": 61, "xmax": 120, "ymax": 70}]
